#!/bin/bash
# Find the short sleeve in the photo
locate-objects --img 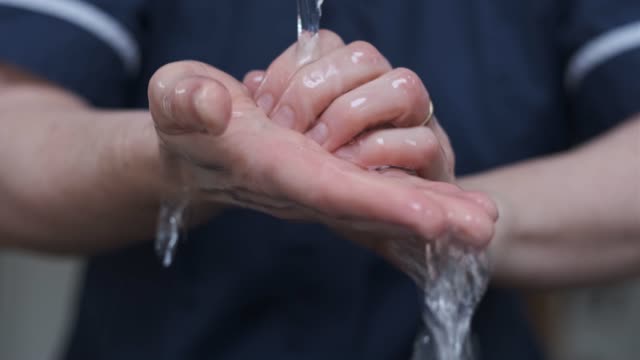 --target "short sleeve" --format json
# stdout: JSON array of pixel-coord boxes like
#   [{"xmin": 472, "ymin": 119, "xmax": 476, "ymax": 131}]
[
  {"xmin": 0, "ymin": 0, "xmax": 146, "ymax": 107},
  {"xmin": 561, "ymin": 0, "xmax": 640, "ymax": 142}
]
